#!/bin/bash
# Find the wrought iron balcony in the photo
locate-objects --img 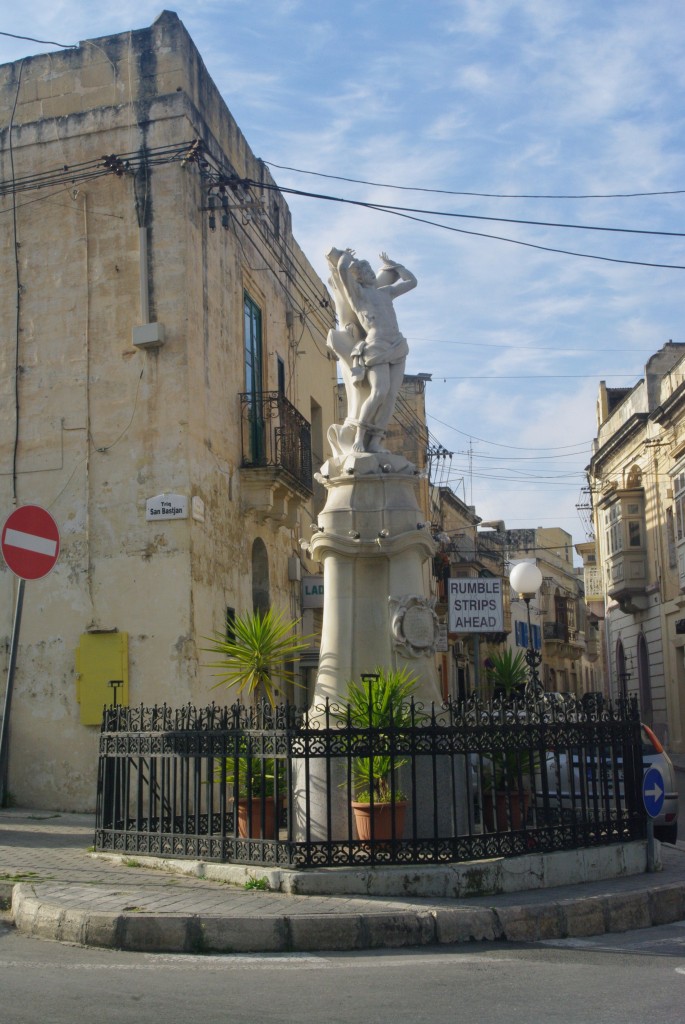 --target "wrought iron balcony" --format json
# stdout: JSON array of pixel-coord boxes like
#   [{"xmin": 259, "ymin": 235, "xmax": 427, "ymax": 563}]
[
  {"xmin": 239, "ymin": 392, "xmax": 313, "ymax": 525},
  {"xmin": 544, "ymin": 621, "xmax": 569, "ymax": 643}
]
